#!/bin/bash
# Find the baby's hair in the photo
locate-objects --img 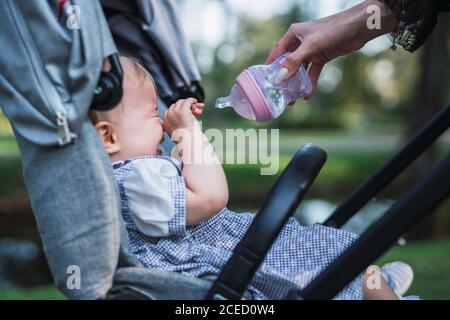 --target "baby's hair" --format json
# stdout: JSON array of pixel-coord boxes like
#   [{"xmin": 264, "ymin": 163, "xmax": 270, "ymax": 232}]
[
  {"xmin": 121, "ymin": 55, "xmax": 157, "ymax": 94},
  {"xmin": 89, "ymin": 55, "xmax": 157, "ymax": 124}
]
